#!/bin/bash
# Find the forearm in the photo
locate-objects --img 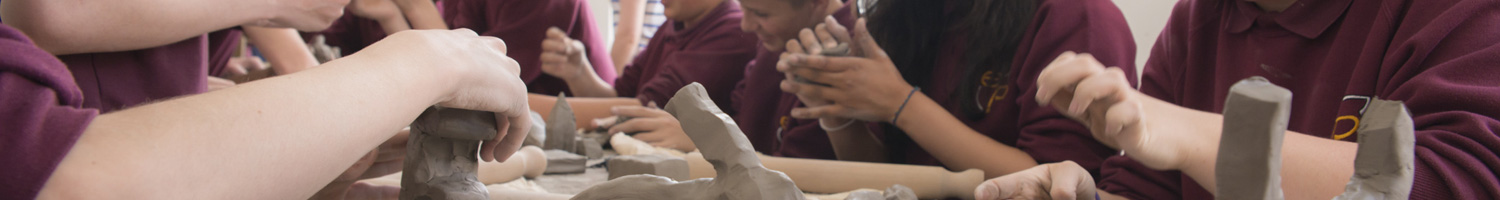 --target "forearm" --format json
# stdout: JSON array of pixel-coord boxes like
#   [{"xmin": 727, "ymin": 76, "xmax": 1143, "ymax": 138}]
[
  {"xmin": 1164, "ymin": 102, "xmax": 1356, "ymax": 199},
  {"xmin": 824, "ymin": 119, "xmax": 887, "ymax": 162},
  {"xmin": 609, "ymin": 36, "xmax": 641, "ymax": 72},
  {"xmin": 395, "ymin": 0, "xmax": 447, "ymax": 30},
  {"xmin": 528, "ymin": 94, "xmax": 639, "ymax": 129},
  {"xmin": 375, "ymin": 15, "xmax": 414, "ymax": 35},
  {"xmin": 564, "ymin": 75, "xmax": 619, "ymax": 98},
  {"xmin": 41, "ymin": 53, "xmax": 453, "ymax": 199},
  {"xmin": 2, "ymin": 0, "xmax": 272, "ymax": 55},
  {"xmin": 243, "ymin": 26, "xmax": 320, "ymax": 74},
  {"xmin": 609, "ymin": 0, "xmax": 646, "ymax": 70},
  {"xmin": 895, "ymin": 93, "xmax": 1038, "ymax": 178}
]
